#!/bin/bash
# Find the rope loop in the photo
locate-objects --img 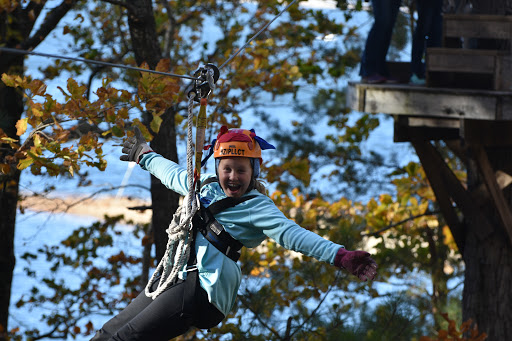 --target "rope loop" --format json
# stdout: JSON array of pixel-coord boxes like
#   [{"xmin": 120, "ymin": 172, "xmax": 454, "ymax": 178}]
[{"xmin": 145, "ymin": 91, "xmax": 200, "ymax": 300}]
